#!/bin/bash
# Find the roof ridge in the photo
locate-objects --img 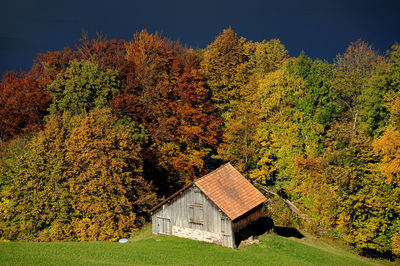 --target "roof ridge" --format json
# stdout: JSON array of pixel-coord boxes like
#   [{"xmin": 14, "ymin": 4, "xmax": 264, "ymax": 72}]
[{"xmin": 194, "ymin": 162, "xmax": 231, "ymax": 185}]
